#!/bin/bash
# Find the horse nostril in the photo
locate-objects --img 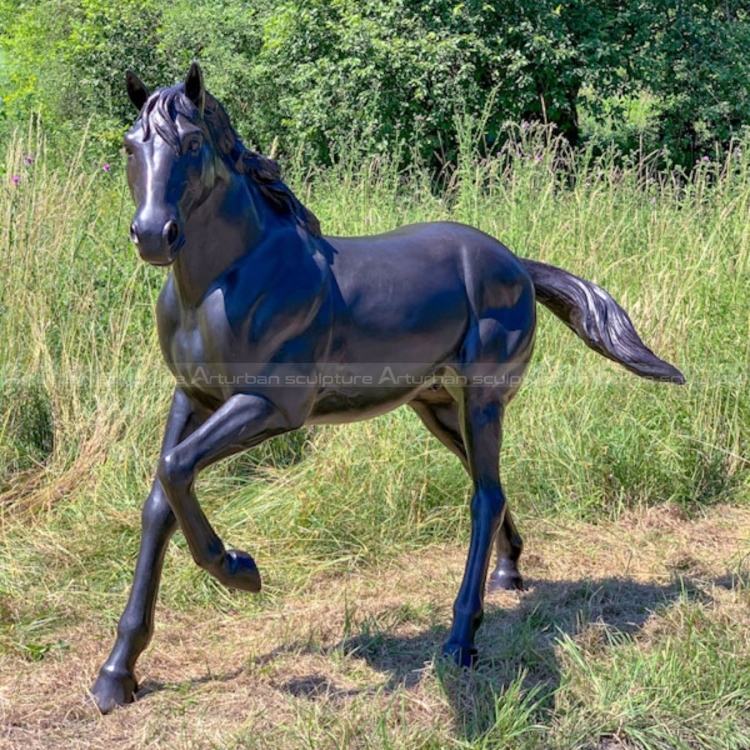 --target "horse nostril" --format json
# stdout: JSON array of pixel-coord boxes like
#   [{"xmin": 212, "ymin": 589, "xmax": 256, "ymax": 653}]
[
  {"xmin": 164, "ymin": 221, "xmax": 180, "ymax": 247},
  {"xmin": 129, "ymin": 222, "xmax": 139, "ymax": 244}
]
